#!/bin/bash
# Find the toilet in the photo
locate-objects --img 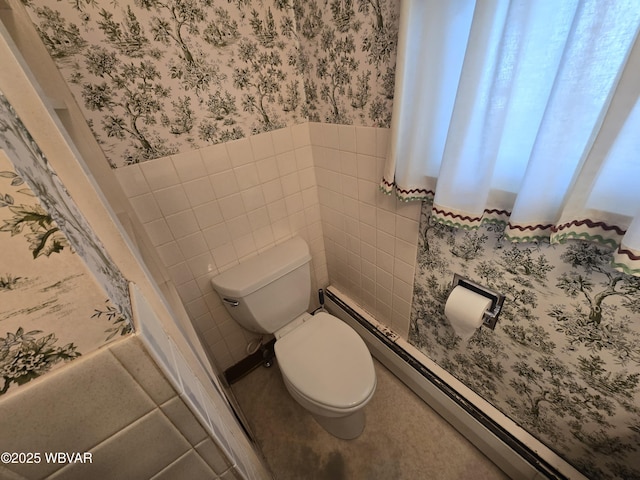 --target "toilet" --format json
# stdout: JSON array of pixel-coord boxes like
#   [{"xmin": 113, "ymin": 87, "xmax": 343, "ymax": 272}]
[{"xmin": 210, "ymin": 236, "xmax": 376, "ymax": 439}]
